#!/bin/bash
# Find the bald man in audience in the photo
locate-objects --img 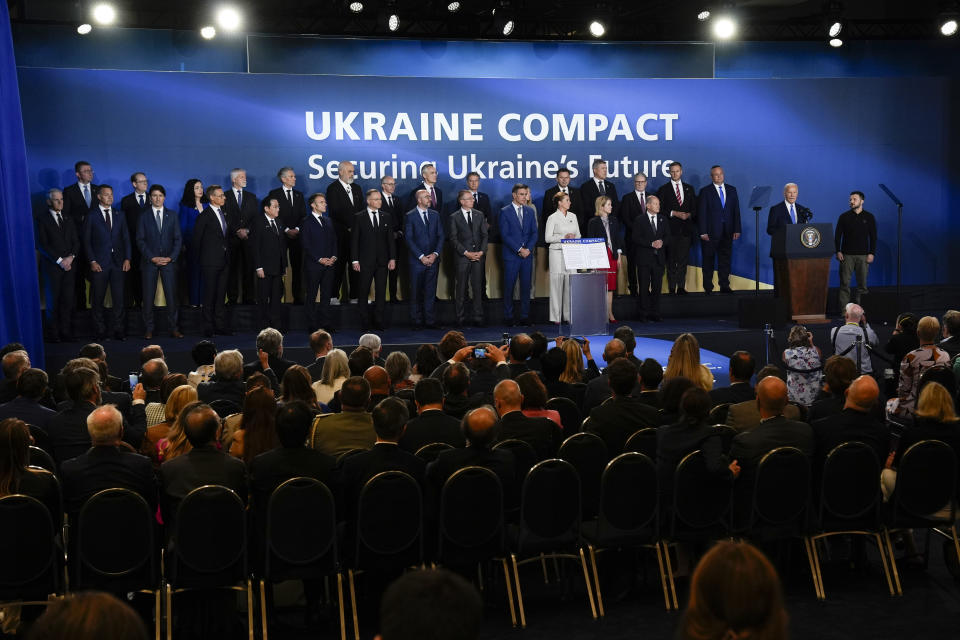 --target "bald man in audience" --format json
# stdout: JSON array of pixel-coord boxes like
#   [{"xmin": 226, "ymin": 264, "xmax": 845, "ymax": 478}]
[
  {"xmin": 309, "ymin": 376, "xmax": 376, "ymax": 457},
  {"xmin": 581, "ymin": 338, "xmax": 630, "ymax": 414},
  {"xmin": 426, "ymin": 405, "xmax": 516, "ymax": 499},
  {"xmin": 811, "ymin": 375, "xmax": 889, "ymax": 466},
  {"xmin": 364, "ymin": 365, "xmax": 392, "ymax": 410},
  {"xmin": 725, "ymin": 365, "xmax": 801, "ymax": 432},
  {"xmin": 494, "ymin": 379, "xmax": 561, "ymax": 459}
]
